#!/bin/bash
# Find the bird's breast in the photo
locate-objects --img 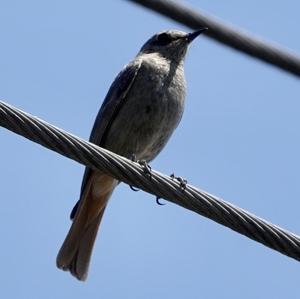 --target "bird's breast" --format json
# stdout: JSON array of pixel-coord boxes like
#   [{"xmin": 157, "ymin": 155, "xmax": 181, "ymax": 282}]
[{"xmin": 104, "ymin": 55, "xmax": 186, "ymax": 161}]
